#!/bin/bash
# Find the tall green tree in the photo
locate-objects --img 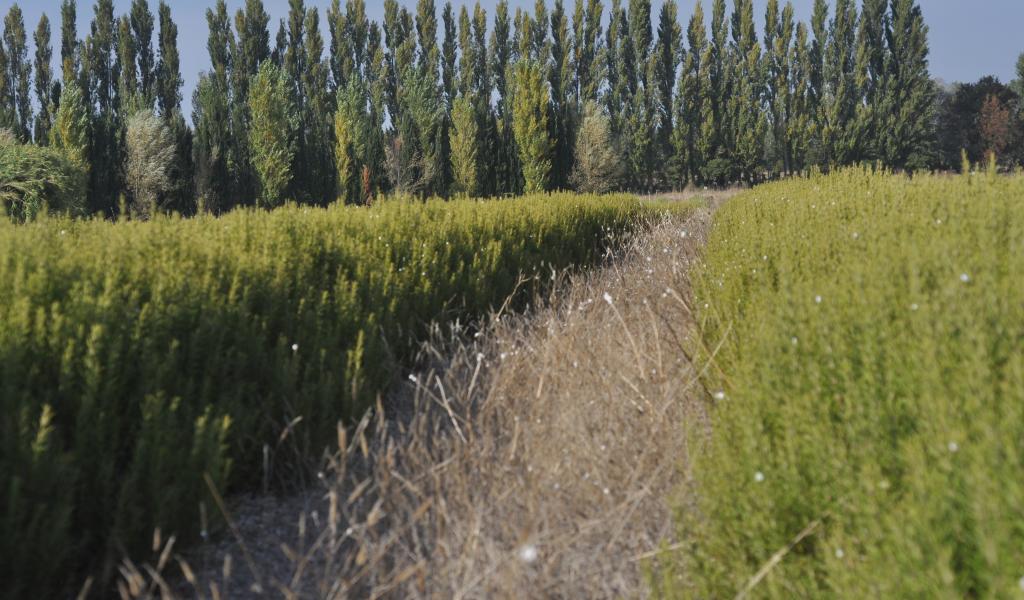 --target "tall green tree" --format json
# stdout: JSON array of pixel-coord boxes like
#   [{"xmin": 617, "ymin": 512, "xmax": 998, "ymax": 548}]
[
  {"xmin": 449, "ymin": 94, "xmax": 479, "ymax": 195},
  {"xmin": 231, "ymin": 0, "xmax": 271, "ymax": 205},
  {"xmin": 85, "ymin": 0, "xmax": 119, "ymax": 214},
  {"xmin": 34, "ymin": 14, "xmax": 54, "ymax": 145},
  {"xmin": 50, "ymin": 80, "xmax": 90, "ymax": 190},
  {"xmin": 416, "ymin": 0, "xmax": 439, "ymax": 81},
  {"xmin": 130, "ymin": 0, "xmax": 155, "ymax": 105},
  {"xmin": 60, "ymin": 0, "xmax": 77, "ymax": 86},
  {"xmin": 192, "ymin": 72, "xmax": 231, "ymax": 212},
  {"xmin": 4, "ymin": 5, "xmax": 32, "ymax": 141},
  {"xmin": 707, "ymin": 0, "xmax": 731, "ymax": 175},
  {"xmin": 548, "ymin": 0, "xmax": 573, "ymax": 189},
  {"xmin": 807, "ymin": 0, "xmax": 827, "ymax": 165},
  {"xmin": 154, "ymin": 1, "xmax": 191, "ymax": 213},
  {"xmin": 511, "ymin": 59, "xmax": 552, "ymax": 193},
  {"xmin": 880, "ymin": 0, "xmax": 934, "ymax": 170},
  {"xmin": 116, "ymin": 15, "xmax": 138, "ymax": 108},
  {"xmin": 788, "ymin": 21, "xmax": 813, "ymax": 172},
  {"xmin": 302, "ymin": 7, "xmax": 334, "ymax": 204},
  {"xmin": 490, "ymin": 0, "xmax": 518, "ymax": 194},
  {"xmin": 819, "ymin": 0, "xmax": 858, "ymax": 167},
  {"xmin": 670, "ymin": 0, "xmax": 707, "ymax": 187},
  {"xmin": 249, "ymin": 61, "xmax": 295, "ymax": 207},
  {"xmin": 572, "ymin": 0, "xmax": 602, "ymax": 105},
  {"xmin": 156, "ymin": 1, "xmax": 181, "ymax": 117},
  {"xmin": 729, "ymin": 0, "xmax": 766, "ymax": 183},
  {"xmin": 653, "ymin": 0, "xmax": 681, "ymax": 185},
  {"xmin": 763, "ymin": 0, "xmax": 793, "ymax": 173},
  {"xmin": 1011, "ymin": 53, "xmax": 1024, "ymax": 104},
  {"xmin": 853, "ymin": 0, "xmax": 887, "ymax": 161}
]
